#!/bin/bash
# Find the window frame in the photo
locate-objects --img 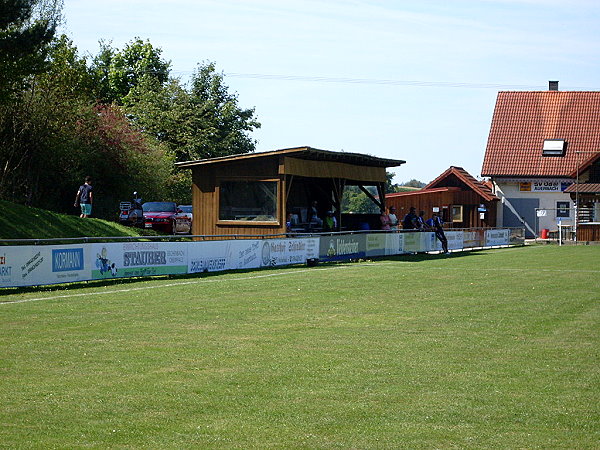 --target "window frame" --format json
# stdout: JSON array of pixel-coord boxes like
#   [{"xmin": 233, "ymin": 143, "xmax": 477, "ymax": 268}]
[
  {"xmin": 451, "ymin": 205, "xmax": 463, "ymax": 223},
  {"xmin": 217, "ymin": 178, "xmax": 281, "ymax": 226},
  {"xmin": 556, "ymin": 201, "xmax": 570, "ymax": 218}
]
